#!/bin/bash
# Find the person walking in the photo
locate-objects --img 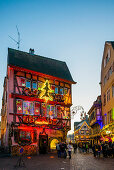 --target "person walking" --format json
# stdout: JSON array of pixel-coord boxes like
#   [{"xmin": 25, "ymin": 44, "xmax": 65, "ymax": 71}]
[
  {"xmin": 56, "ymin": 143, "xmax": 61, "ymax": 158},
  {"xmin": 68, "ymin": 142, "xmax": 73, "ymax": 159}
]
